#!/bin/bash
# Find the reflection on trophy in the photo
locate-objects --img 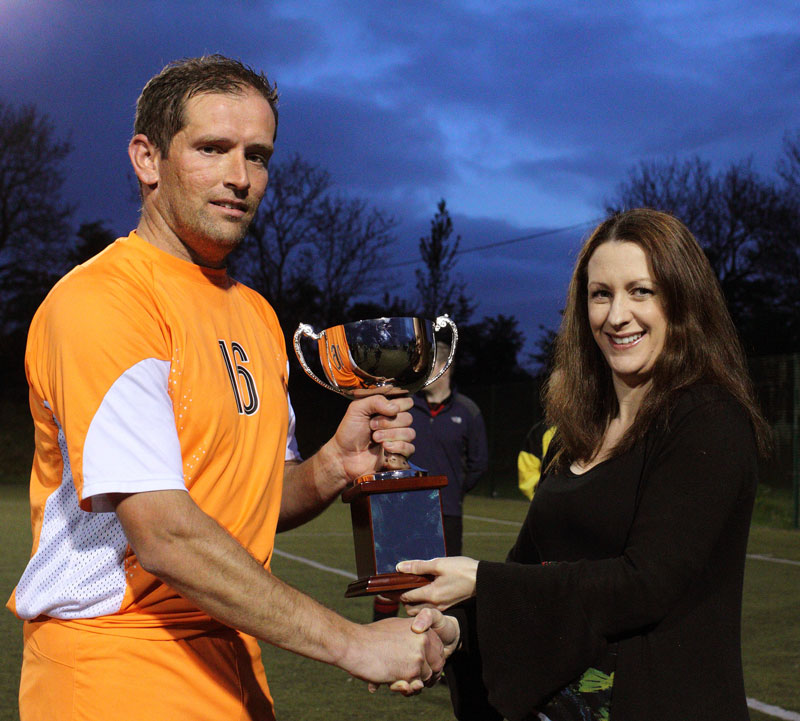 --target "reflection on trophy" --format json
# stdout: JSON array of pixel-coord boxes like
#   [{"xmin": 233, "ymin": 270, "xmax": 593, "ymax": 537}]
[{"xmin": 294, "ymin": 316, "xmax": 458, "ymax": 597}]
